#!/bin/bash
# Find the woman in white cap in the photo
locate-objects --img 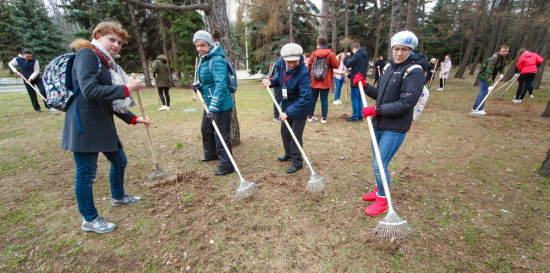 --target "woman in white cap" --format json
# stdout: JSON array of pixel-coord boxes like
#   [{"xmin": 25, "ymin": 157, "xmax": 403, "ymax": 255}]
[
  {"xmin": 261, "ymin": 43, "xmax": 312, "ymax": 173},
  {"xmin": 353, "ymin": 30, "xmax": 427, "ymax": 216},
  {"xmin": 191, "ymin": 30, "xmax": 235, "ymax": 175}
]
